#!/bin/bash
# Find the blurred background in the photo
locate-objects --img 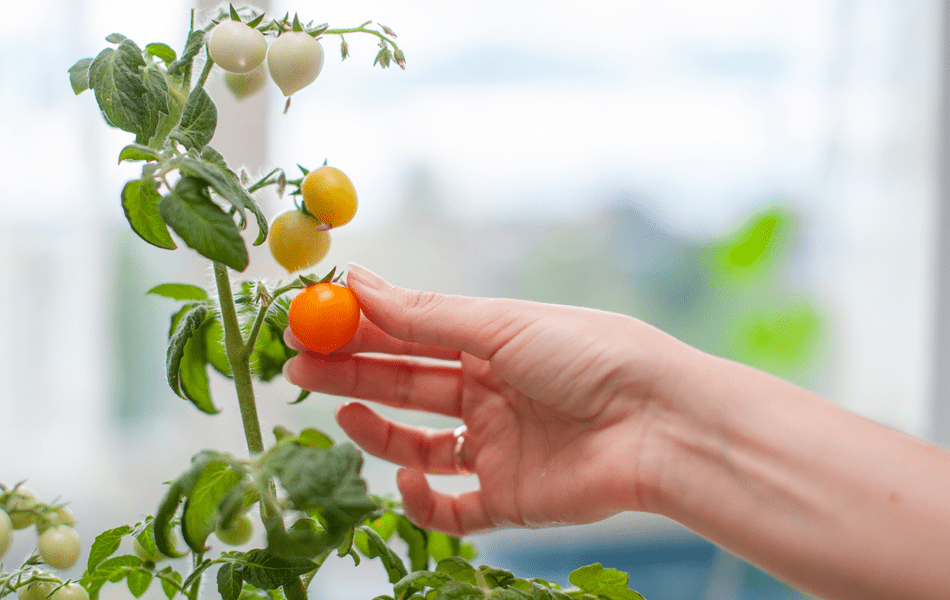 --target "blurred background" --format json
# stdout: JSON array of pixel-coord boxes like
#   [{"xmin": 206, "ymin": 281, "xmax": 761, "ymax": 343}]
[{"xmin": 0, "ymin": 0, "xmax": 947, "ymax": 599}]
